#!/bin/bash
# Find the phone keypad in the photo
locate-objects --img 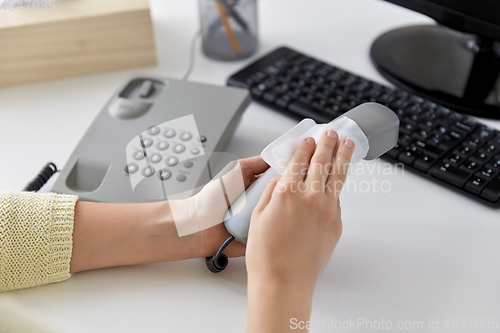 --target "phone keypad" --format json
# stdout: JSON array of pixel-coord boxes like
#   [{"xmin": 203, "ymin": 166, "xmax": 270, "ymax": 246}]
[{"xmin": 126, "ymin": 116, "xmax": 207, "ymax": 194}]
